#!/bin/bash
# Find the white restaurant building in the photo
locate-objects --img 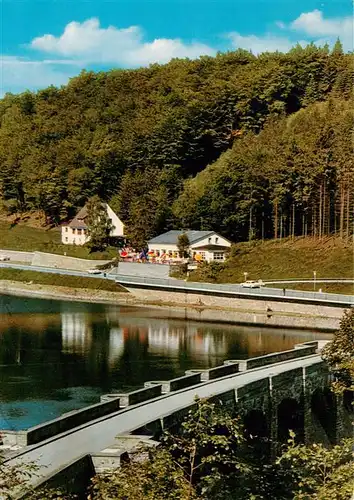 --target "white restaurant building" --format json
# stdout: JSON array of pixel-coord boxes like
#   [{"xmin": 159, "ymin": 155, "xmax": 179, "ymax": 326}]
[{"xmin": 147, "ymin": 230, "xmax": 231, "ymax": 262}]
